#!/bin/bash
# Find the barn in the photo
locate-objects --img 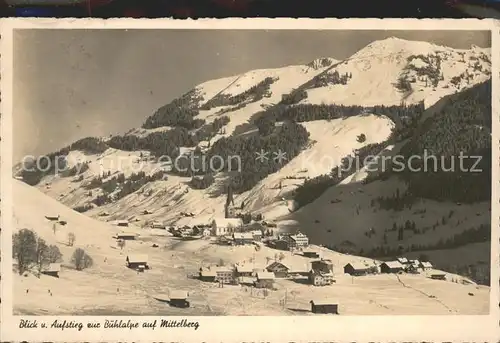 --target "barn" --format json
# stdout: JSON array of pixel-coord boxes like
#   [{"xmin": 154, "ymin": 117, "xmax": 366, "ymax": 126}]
[
  {"xmin": 343, "ymin": 262, "xmax": 370, "ymax": 276},
  {"xmin": 310, "ymin": 299, "xmax": 339, "ymax": 314},
  {"xmin": 430, "ymin": 273, "xmax": 446, "ymax": 280},
  {"xmin": 380, "ymin": 261, "xmax": 405, "ymax": 274},
  {"xmin": 169, "ymin": 290, "xmax": 190, "ymax": 308},
  {"xmin": 126, "ymin": 254, "xmax": 149, "ymax": 270},
  {"xmin": 235, "ymin": 264, "xmax": 254, "ymax": 277},
  {"xmin": 199, "ymin": 267, "xmax": 217, "ymax": 282},
  {"xmin": 303, "ymin": 250, "xmax": 320, "ymax": 258},
  {"xmin": 255, "ymin": 271, "xmax": 275, "ymax": 289}
]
